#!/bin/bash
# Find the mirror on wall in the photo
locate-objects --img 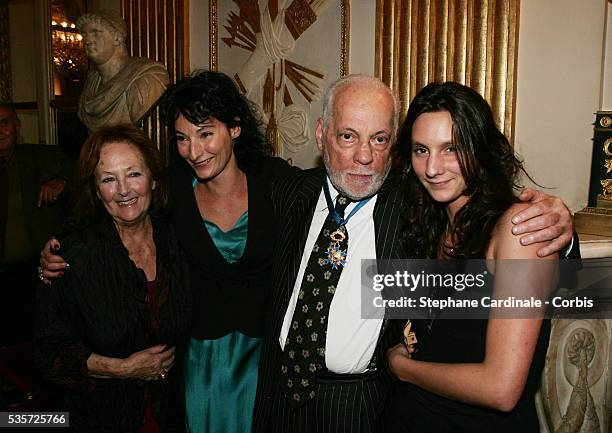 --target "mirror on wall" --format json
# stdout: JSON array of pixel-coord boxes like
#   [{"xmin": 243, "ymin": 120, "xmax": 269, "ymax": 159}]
[
  {"xmin": 51, "ymin": 0, "xmax": 88, "ymax": 99},
  {"xmin": 49, "ymin": 0, "xmax": 89, "ymax": 157}
]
